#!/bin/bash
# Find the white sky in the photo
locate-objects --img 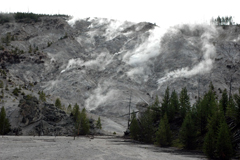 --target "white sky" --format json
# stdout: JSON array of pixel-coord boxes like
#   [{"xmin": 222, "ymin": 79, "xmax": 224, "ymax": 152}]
[{"xmin": 1, "ymin": 0, "xmax": 240, "ymax": 27}]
